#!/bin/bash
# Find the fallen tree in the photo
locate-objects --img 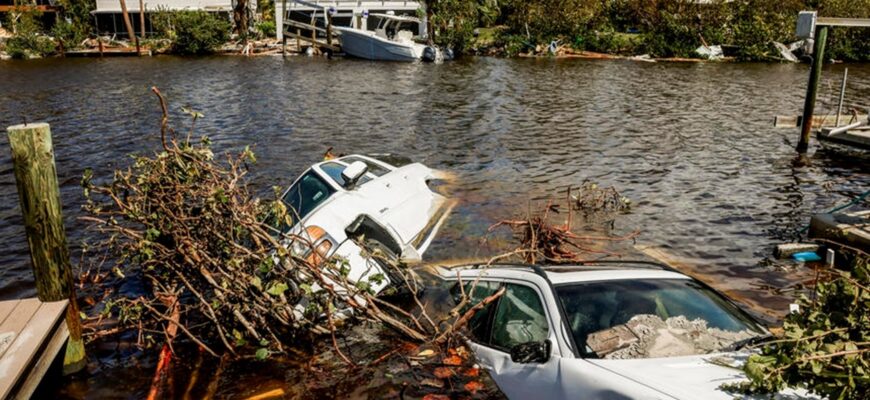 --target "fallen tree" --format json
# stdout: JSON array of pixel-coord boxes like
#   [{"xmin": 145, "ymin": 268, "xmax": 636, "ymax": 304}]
[{"xmin": 80, "ymin": 88, "xmax": 502, "ymax": 397}]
